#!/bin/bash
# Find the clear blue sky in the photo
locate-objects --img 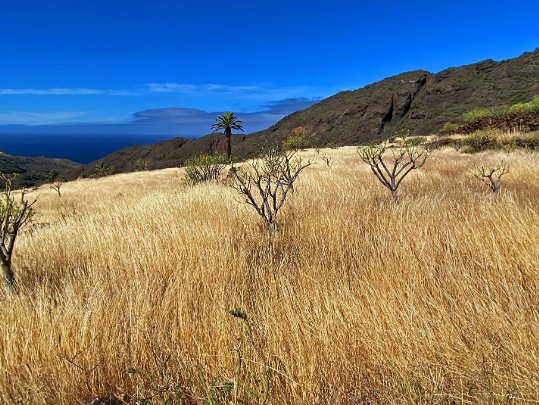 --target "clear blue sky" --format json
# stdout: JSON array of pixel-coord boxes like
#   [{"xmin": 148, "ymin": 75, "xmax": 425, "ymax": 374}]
[{"xmin": 0, "ymin": 0, "xmax": 538, "ymax": 134}]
